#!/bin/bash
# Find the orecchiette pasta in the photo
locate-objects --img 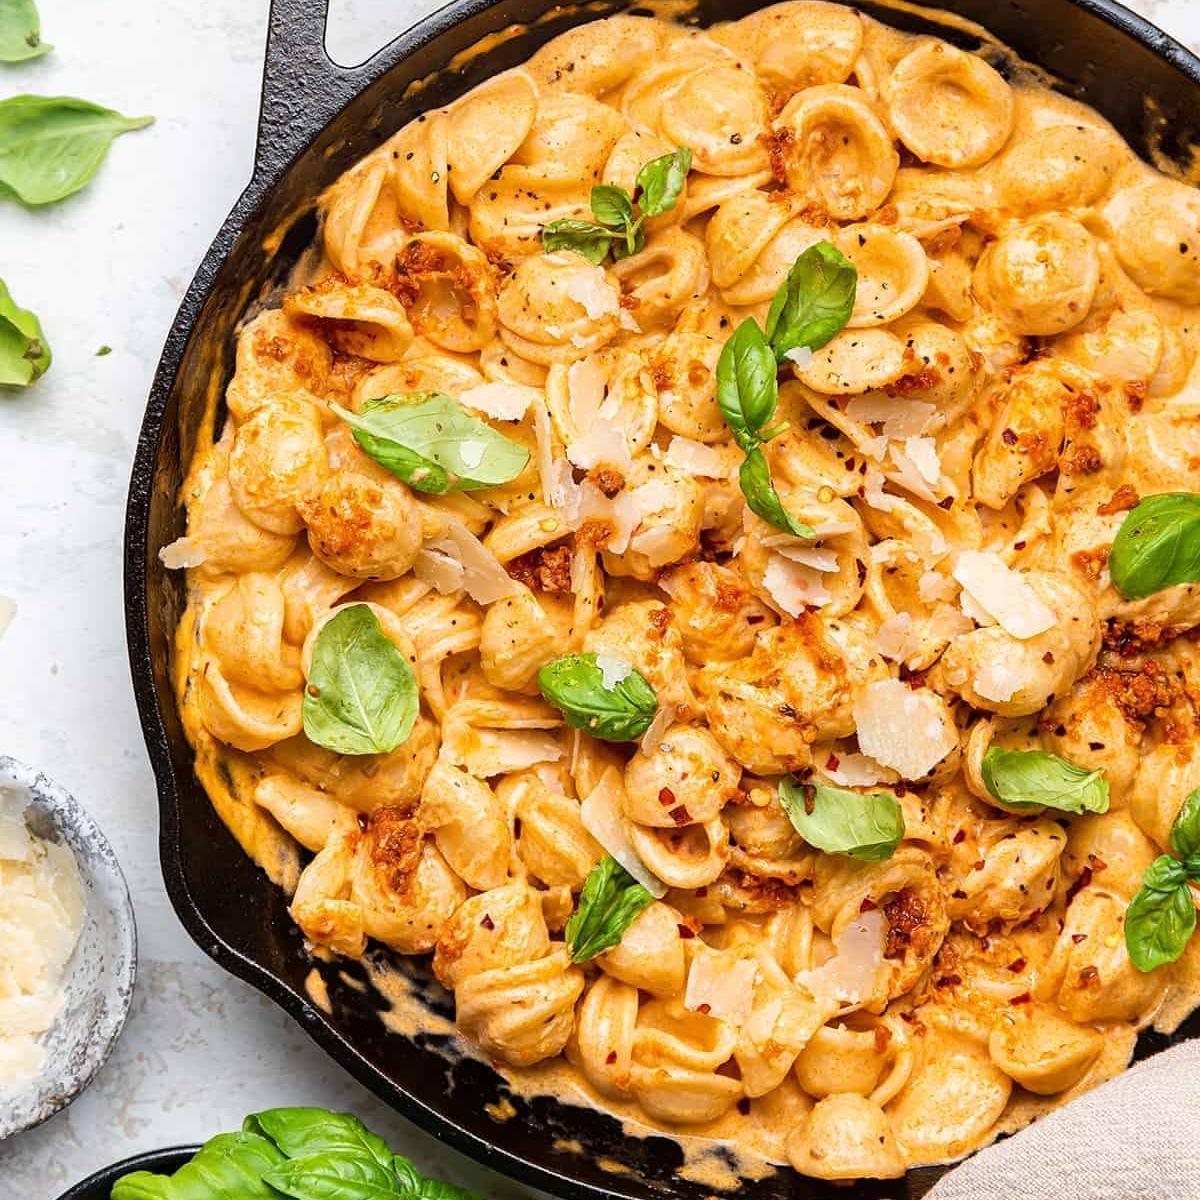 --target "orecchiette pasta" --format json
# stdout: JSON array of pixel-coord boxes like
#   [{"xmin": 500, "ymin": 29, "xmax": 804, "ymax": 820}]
[{"xmin": 167, "ymin": 1, "xmax": 1200, "ymax": 1183}]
